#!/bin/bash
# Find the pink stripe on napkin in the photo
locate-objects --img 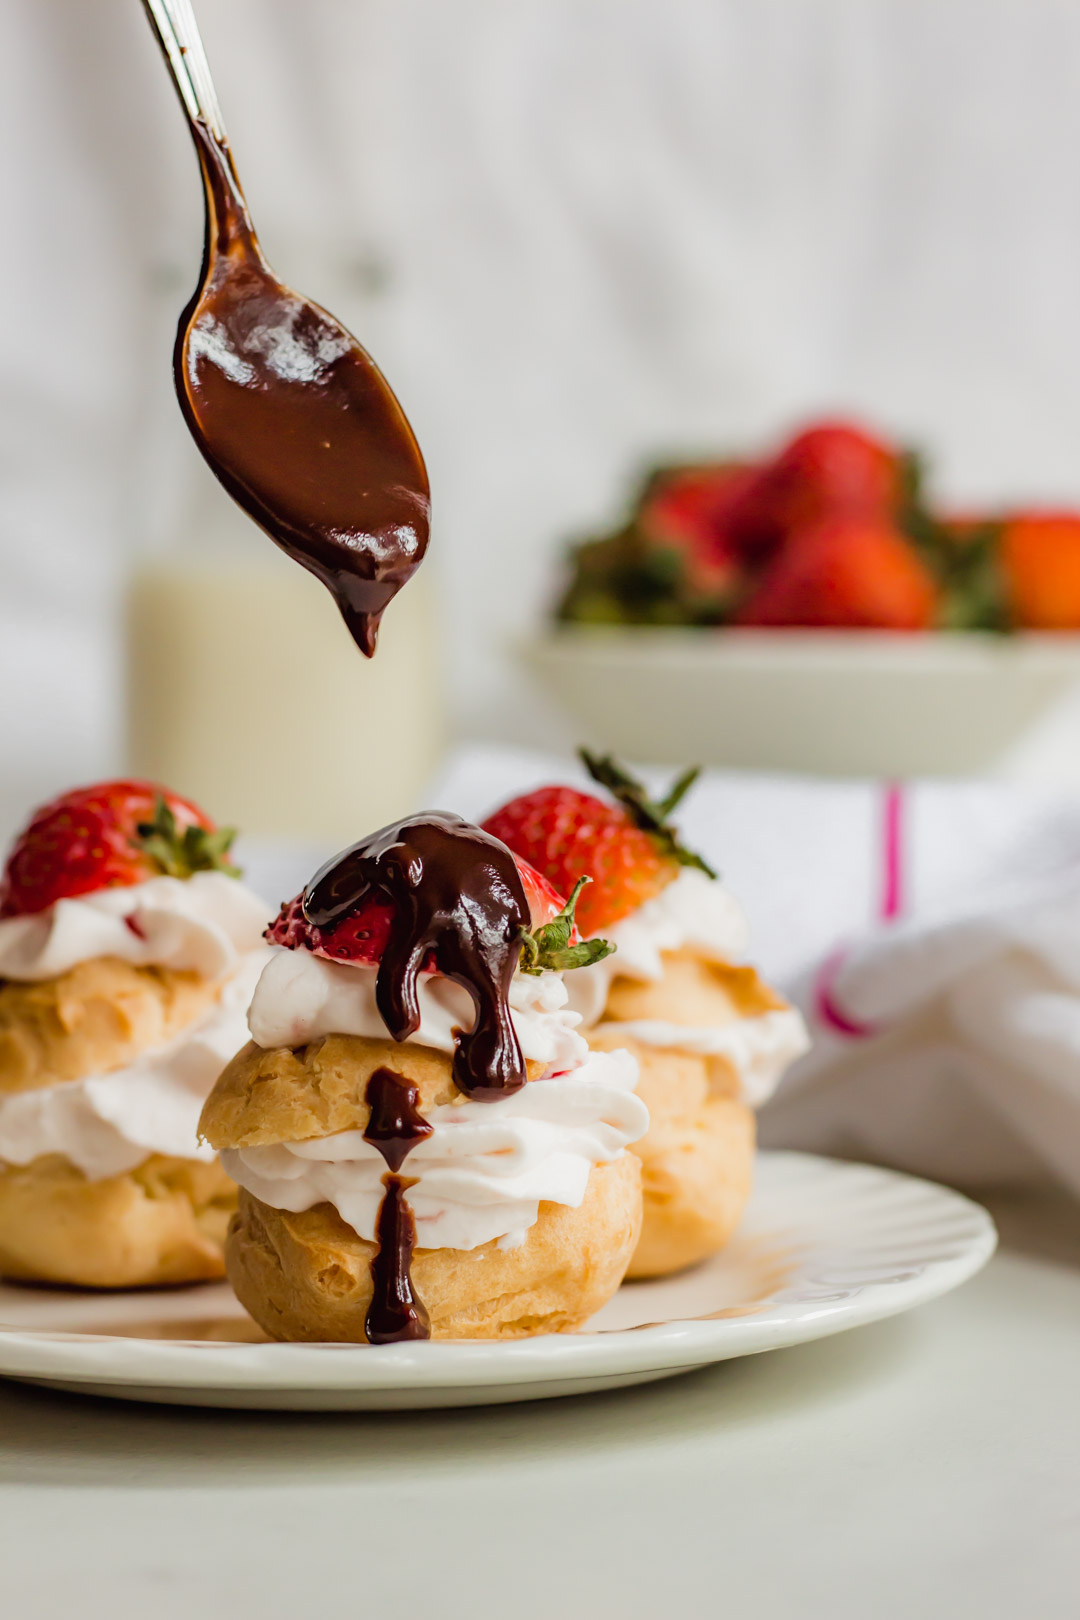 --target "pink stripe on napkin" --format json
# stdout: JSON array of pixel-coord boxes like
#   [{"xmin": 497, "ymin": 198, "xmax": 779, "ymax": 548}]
[
  {"xmin": 881, "ymin": 782, "xmax": 905, "ymax": 922},
  {"xmin": 813, "ymin": 782, "xmax": 907, "ymax": 1039},
  {"xmin": 814, "ymin": 947, "xmax": 881, "ymax": 1039}
]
